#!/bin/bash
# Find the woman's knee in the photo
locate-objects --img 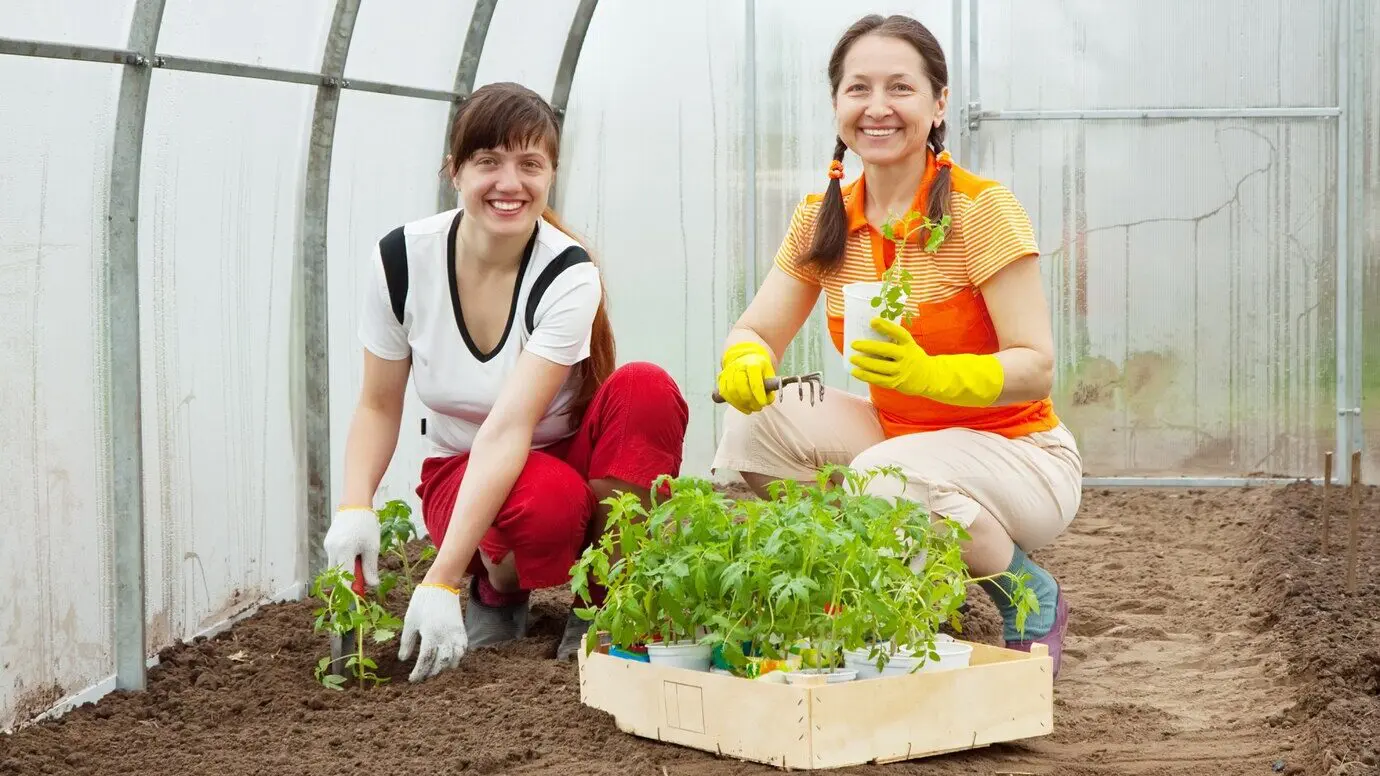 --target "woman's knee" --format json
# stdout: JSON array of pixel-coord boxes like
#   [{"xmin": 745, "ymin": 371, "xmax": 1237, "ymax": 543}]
[{"xmin": 602, "ymin": 361, "xmax": 689, "ymax": 424}]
